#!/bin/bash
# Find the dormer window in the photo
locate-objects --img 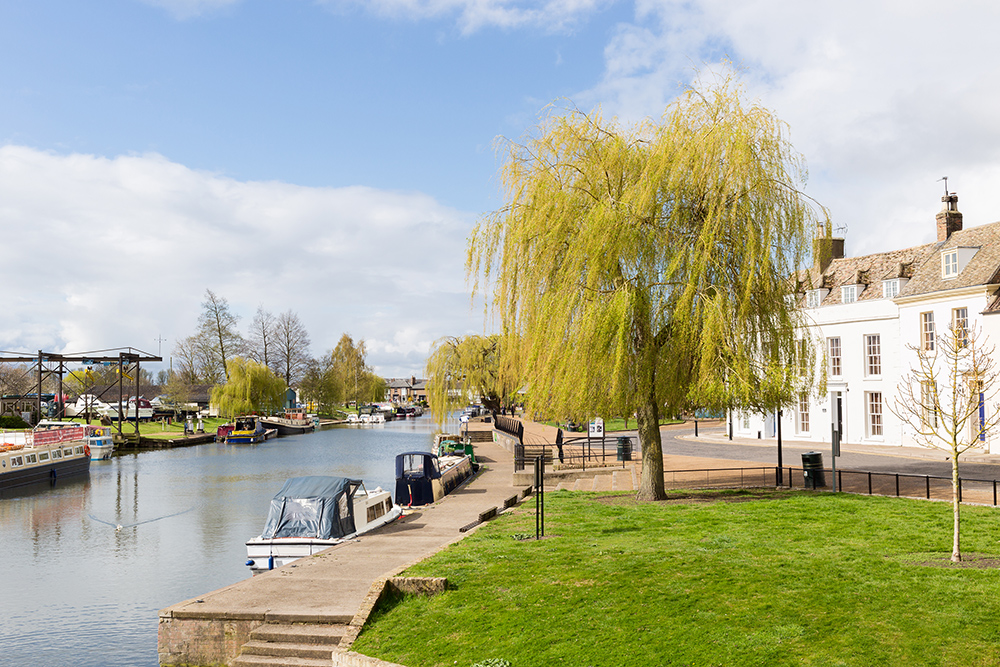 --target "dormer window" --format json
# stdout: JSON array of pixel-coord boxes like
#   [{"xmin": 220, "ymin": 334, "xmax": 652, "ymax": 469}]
[
  {"xmin": 942, "ymin": 246, "xmax": 980, "ymax": 279},
  {"xmin": 883, "ymin": 279, "xmax": 899, "ymax": 298},
  {"xmin": 943, "ymin": 251, "xmax": 958, "ymax": 278},
  {"xmin": 841, "ymin": 285, "xmax": 858, "ymax": 304},
  {"xmin": 806, "ymin": 289, "xmax": 828, "ymax": 308}
]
